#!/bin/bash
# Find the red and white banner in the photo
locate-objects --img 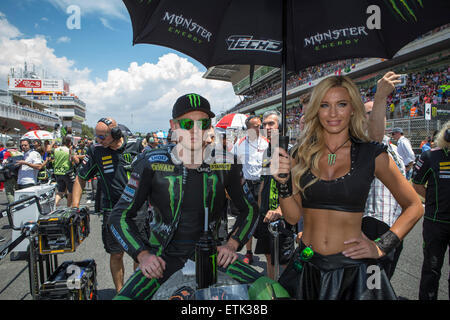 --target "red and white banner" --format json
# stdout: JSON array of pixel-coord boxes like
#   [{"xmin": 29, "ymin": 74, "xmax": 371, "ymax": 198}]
[
  {"xmin": 13, "ymin": 78, "xmax": 42, "ymax": 89},
  {"xmin": 9, "ymin": 78, "xmax": 65, "ymax": 92}
]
